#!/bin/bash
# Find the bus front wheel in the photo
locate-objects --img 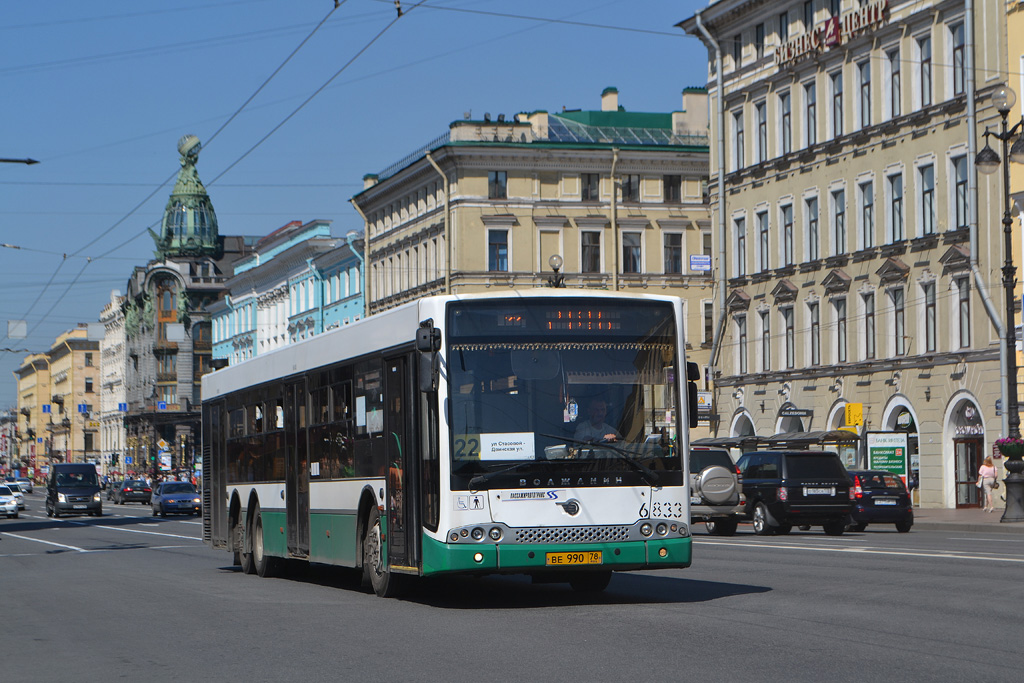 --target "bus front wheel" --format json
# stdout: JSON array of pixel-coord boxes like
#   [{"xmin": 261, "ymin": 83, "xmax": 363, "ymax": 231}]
[
  {"xmin": 240, "ymin": 516, "xmax": 255, "ymax": 575},
  {"xmin": 363, "ymin": 507, "xmax": 404, "ymax": 598}
]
